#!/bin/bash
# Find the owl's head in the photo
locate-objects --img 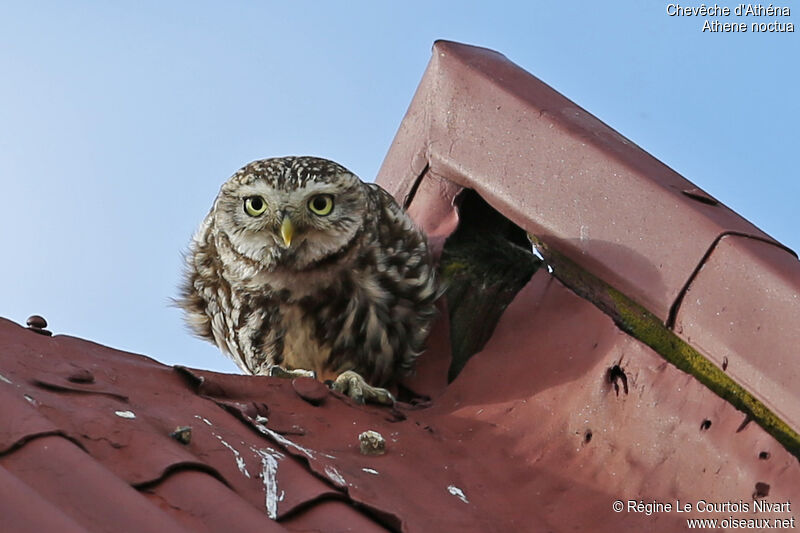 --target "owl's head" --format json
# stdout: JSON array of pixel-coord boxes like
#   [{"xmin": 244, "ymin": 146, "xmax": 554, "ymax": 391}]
[{"xmin": 211, "ymin": 156, "xmax": 368, "ymax": 271}]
